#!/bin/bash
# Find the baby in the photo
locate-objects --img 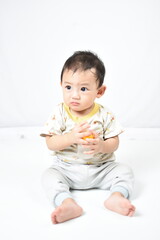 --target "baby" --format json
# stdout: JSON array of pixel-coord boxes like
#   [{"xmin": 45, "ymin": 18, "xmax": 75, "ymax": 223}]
[{"xmin": 41, "ymin": 51, "xmax": 135, "ymax": 224}]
